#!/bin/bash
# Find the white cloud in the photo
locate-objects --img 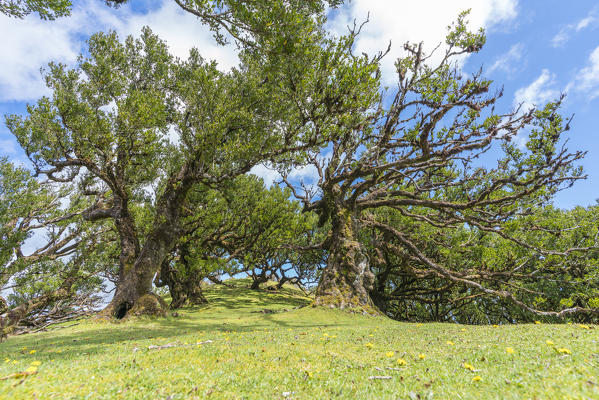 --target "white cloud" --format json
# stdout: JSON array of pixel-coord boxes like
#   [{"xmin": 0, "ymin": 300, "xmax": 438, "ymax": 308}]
[
  {"xmin": 551, "ymin": 7, "xmax": 599, "ymax": 47},
  {"xmin": 566, "ymin": 45, "xmax": 599, "ymax": 100},
  {"xmin": 0, "ymin": 14, "xmax": 81, "ymax": 101},
  {"xmin": 576, "ymin": 15, "xmax": 596, "ymax": 30},
  {"xmin": 487, "ymin": 43, "xmax": 524, "ymax": 75},
  {"xmin": 327, "ymin": 0, "xmax": 518, "ymax": 84},
  {"xmin": 513, "ymin": 69, "xmax": 560, "ymax": 110},
  {"xmin": 249, "ymin": 164, "xmax": 281, "ymax": 187},
  {"xmin": 249, "ymin": 155, "xmax": 326, "ymax": 190},
  {"xmin": 551, "ymin": 31, "xmax": 569, "ymax": 48},
  {"xmin": 0, "ymin": 0, "xmax": 238, "ymax": 102},
  {"xmin": 289, "ymin": 164, "xmax": 319, "ymax": 182}
]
